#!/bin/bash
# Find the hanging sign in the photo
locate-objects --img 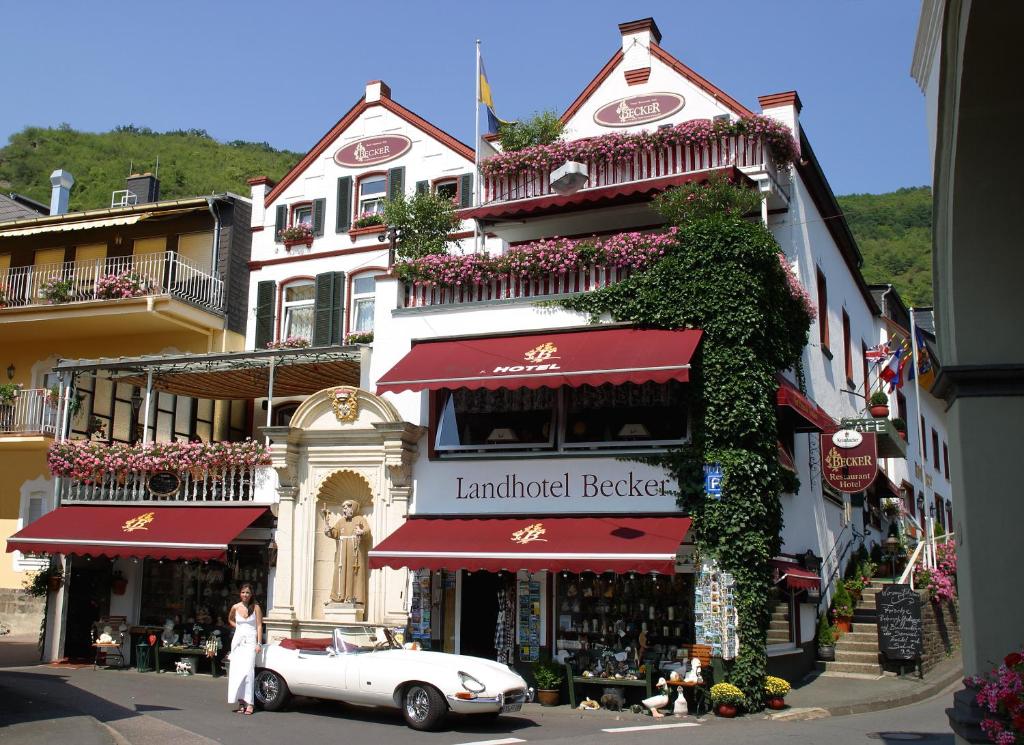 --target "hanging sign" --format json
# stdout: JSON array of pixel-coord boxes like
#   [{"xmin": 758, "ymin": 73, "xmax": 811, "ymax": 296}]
[
  {"xmin": 334, "ymin": 135, "xmax": 411, "ymax": 167},
  {"xmin": 147, "ymin": 472, "xmax": 181, "ymax": 498},
  {"xmin": 820, "ymin": 432, "xmax": 878, "ymax": 493},
  {"xmin": 593, "ymin": 92, "xmax": 685, "ymax": 127},
  {"xmin": 832, "ymin": 429, "xmax": 863, "ymax": 448}
]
